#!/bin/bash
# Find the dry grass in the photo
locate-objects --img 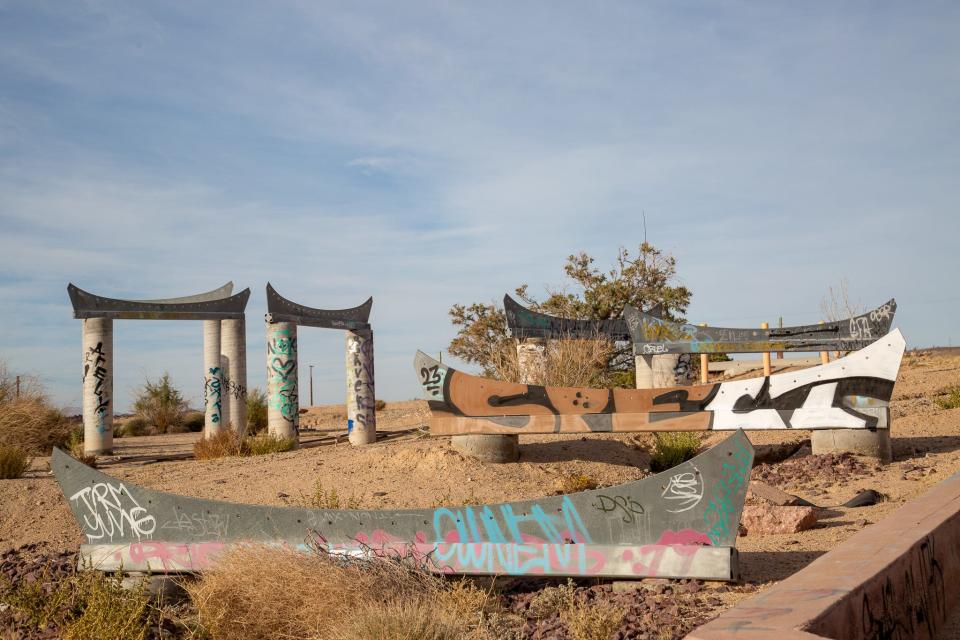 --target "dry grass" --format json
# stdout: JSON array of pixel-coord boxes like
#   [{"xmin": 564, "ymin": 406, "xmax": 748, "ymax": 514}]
[
  {"xmin": 935, "ymin": 385, "xmax": 960, "ymax": 410},
  {"xmin": 66, "ymin": 431, "xmax": 98, "ymax": 467},
  {"xmin": 297, "ymin": 478, "xmax": 361, "ymax": 509},
  {"xmin": 185, "ymin": 545, "xmax": 507, "ymax": 640},
  {"xmin": 0, "ymin": 398, "xmax": 75, "ymax": 454},
  {"xmin": 649, "ymin": 431, "xmax": 703, "ymax": 472},
  {"xmin": 554, "ymin": 473, "xmax": 598, "ymax": 494},
  {"xmin": 489, "ymin": 336, "xmax": 615, "ymax": 387},
  {"xmin": 193, "ymin": 430, "xmax": 243, "ymax": 459},
  {"xmin": 243, "ymin": 433, "xmax": 297, "ymax": 456},
  {"xmin": 561, "ymin": 599, "xmax": 626, "ymax": 640},
  {"xmin": 0, "ymin": 445, "xmax": 28, "ymax": 479},
  {"xmin": 528, "ymin": 578, "xmax": 576, "ymax": 619}
]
